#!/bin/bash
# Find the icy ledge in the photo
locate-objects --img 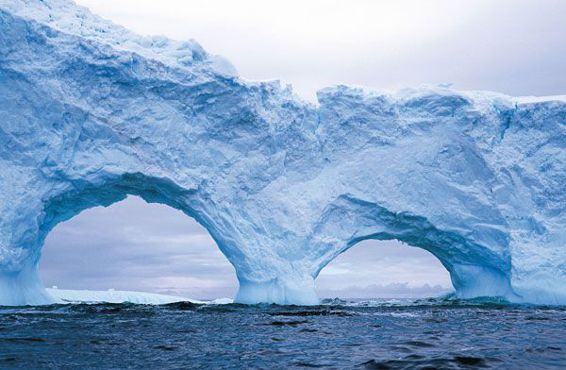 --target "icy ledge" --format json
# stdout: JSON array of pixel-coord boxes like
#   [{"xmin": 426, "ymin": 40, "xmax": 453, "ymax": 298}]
[{"xmin": 0, "ymin": 0, "xmax": 565, "ymax": 306}]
